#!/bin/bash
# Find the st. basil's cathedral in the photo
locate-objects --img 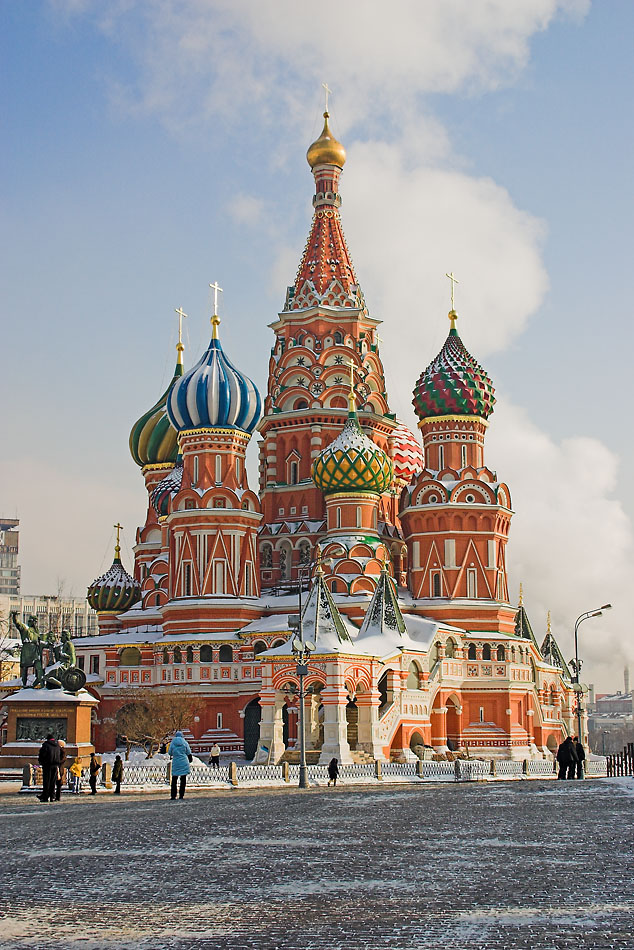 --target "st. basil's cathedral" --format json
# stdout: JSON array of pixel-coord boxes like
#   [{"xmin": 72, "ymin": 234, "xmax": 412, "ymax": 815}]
[{"xmin": 79, "ymin": 109, "xmax": 579, "ymax": 764}]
